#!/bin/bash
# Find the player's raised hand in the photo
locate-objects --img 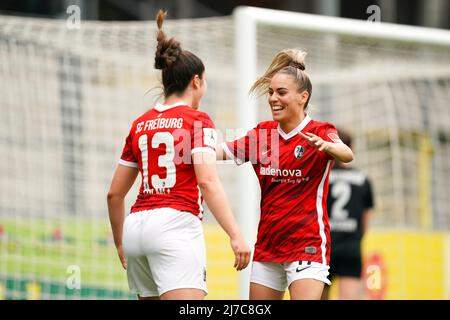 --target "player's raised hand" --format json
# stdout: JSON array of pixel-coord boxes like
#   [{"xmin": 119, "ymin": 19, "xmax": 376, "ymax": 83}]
[
  {"xmin": 230, "ymin": 234, "xmax": 251, "ymax": 271},
  {"xmin": 299, "ymin": 131, "xmax": 330, "ymax": 152}
]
